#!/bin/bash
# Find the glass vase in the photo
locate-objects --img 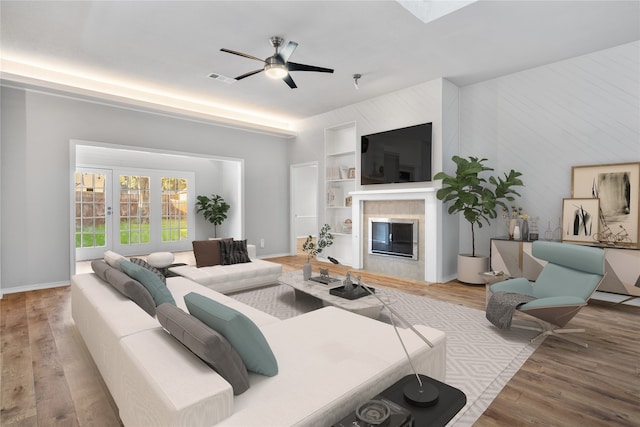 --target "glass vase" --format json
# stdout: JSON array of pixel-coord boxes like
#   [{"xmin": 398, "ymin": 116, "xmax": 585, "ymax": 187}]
[{"xmin": 521, "ymin": 219, "xmax": 529, "ymax": 241}]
